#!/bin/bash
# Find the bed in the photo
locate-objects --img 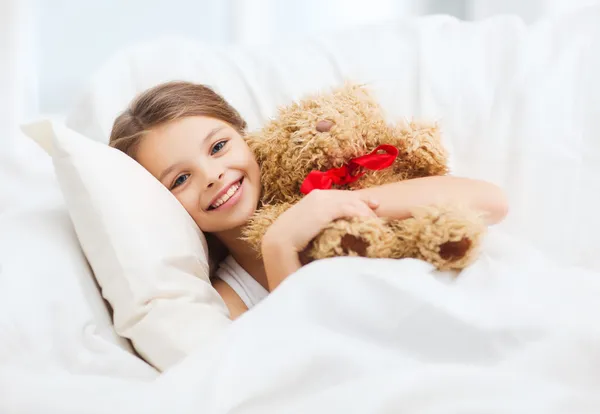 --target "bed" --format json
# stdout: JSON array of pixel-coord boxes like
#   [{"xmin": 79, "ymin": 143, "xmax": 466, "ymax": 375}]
[{"xmin": 2, "ymin": 8, "xmax": 600, "ymax": 413}]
